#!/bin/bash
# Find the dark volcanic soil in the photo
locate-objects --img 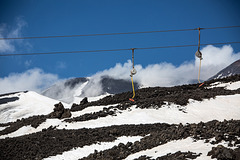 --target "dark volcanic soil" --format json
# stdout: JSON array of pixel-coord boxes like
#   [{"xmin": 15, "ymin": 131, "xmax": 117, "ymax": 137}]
[
  {"xmin": 71, "ymin": 75, "xmax": 240, "ymax": 112},
  {"xmin": 0, "ymin": 120, "xmax": 240, "ymax": 160},
  {"xmin": 0, "ymin": 75, "xmax": 240, "ymax": 160},
  {"xmin": 67, "ymin": 75, "xmax": 240, "ymax": 123}
]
